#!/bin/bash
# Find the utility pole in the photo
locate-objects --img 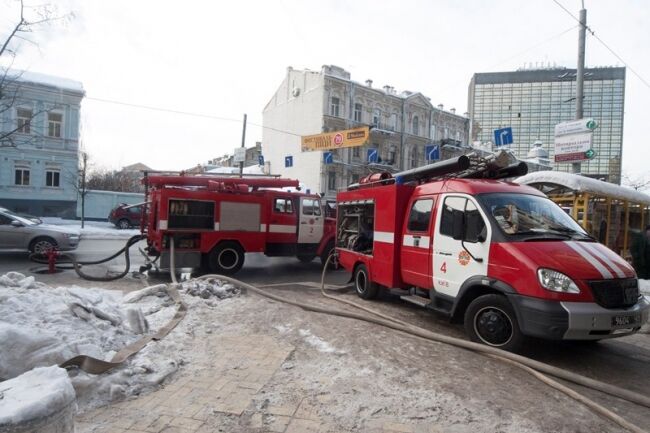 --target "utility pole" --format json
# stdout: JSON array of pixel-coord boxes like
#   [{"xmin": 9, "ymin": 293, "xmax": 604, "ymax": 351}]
[
  {"xmin": 239, "ymin": 113, "xmax": 247, "ymax": 178},
  {"xmin": 572, "ymin": 4, "xmax": 587, "ymax": 174}
]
